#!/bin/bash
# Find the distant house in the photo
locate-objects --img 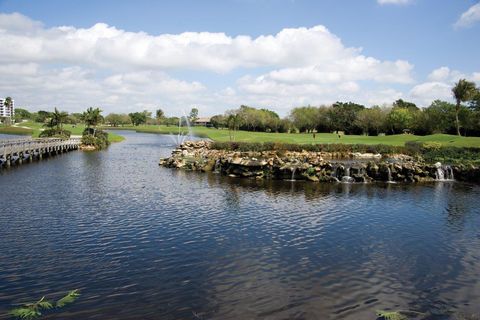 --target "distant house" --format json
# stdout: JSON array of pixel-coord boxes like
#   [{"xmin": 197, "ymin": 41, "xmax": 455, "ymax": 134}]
[{"xmin": 194, "ymin": 117, "xmax": 212, "ymax": 127}]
